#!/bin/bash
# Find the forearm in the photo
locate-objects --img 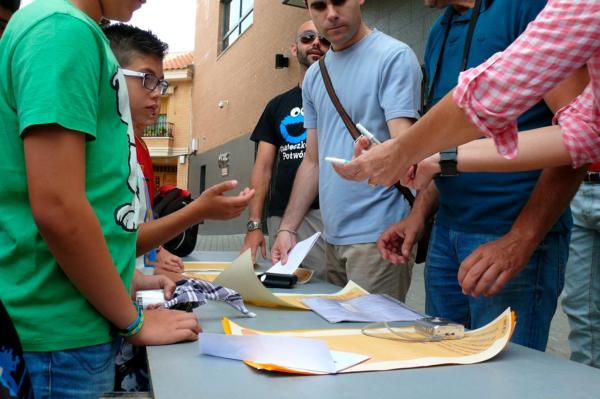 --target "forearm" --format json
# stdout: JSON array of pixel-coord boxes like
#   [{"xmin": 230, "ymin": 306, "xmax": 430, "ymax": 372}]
[
  {"xmin": 455, "ymin": 126, "xmax": 573, "ymax": 172},
  {"xmin": 36, "ymin": 200, "xmax": 137, "ymax": 330},
  {"xmin": 411, "ymin": 182, "xmax": 439, "ymax": 222},
  {"xmin": 24, "ymin": 125, "xmax": 137, "ymax": 331},
  {"xmin": 508, "ymin": 165, "xmax": 586, "ymax": 248},
  {"xmin": 399, "ymin": 93, "xmax": 484, "ymax": 167},
  {"xmin": 279, "ymin": 158, "xmax": 319, "ymax": 231},
  {"xmin": 247, "ymin": 166, "xmax": 272, "ymax": 221}
]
